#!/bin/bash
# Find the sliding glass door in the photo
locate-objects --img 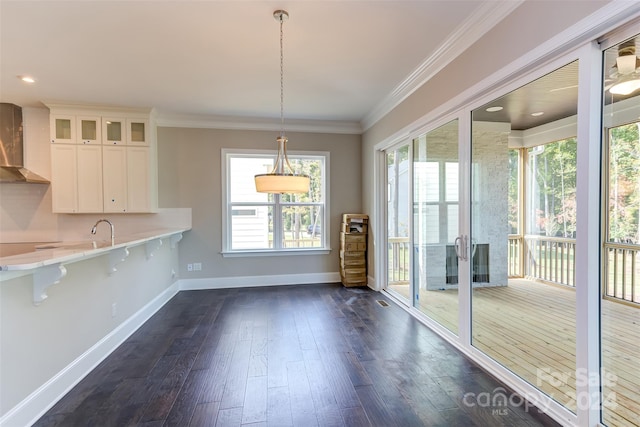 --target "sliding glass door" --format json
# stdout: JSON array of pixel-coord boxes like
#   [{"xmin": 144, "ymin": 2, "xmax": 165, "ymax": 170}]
[
  {"xmin": 376, "ymin": 23, "xmax": 640, "ymax": 425},
  {"xmin": 386, "ymin": 143, "xmax": 411, "ymax": 304},
  {"xmin": 601, "ymin": 33, "xmax": 640, "ymax": 427},
  {"xmin": 470, "ymin": 61, "xmax": 579, "ymax": 412},
  {"xmin": 412, "ymin": 119, "xmax": 460, "ymax": 334}
]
